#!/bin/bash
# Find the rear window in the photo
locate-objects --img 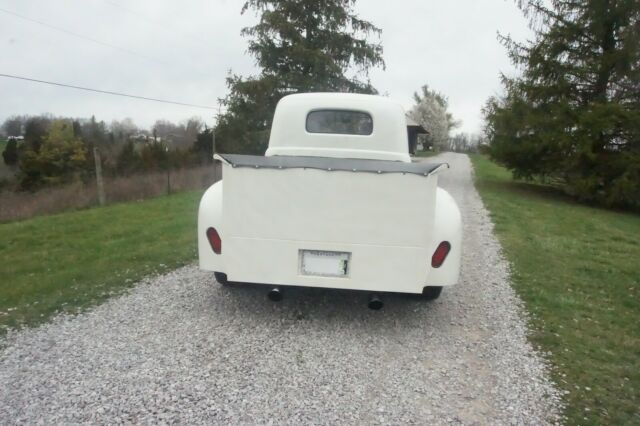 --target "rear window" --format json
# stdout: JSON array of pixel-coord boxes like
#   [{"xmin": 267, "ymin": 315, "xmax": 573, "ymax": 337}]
[{"xmin": 306, "ymin": 110, "xmax": 373, "ymax": 135}]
